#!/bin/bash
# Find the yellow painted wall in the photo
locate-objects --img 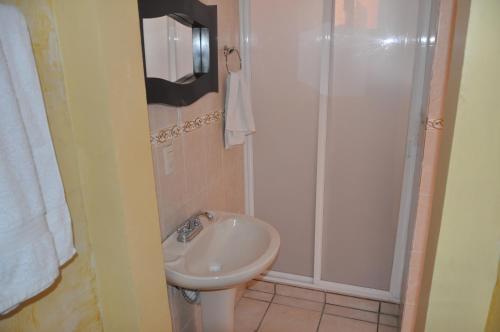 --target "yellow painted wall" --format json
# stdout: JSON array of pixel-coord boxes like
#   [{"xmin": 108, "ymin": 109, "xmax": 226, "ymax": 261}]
[
  {"xmin": 0, "ymin": 0, "xmax": 172, "ymax": 331},
  {"xmin": 0, "ymin": 0, "xmax": 102, "ymax": 330},
  {"xmin": 51, "ymin": 0, "xmax": 172, "ymax": 330},
  {"xmin": 424, "ymin": 0, "xmax": 500, "ymax": 331},
  {"xmin": 486, "ymin": 262, "xmax": 500, "ymax": 331}
]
